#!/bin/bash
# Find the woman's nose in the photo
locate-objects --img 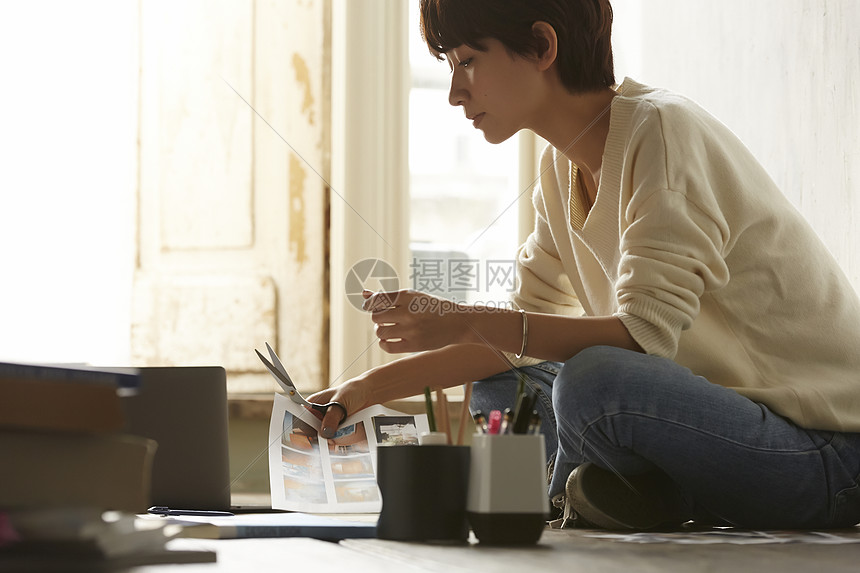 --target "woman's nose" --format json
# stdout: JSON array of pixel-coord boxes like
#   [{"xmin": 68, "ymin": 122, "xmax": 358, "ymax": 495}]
[{"xmin": 448, "ymin": 74, "xmax": 467, "ymax": 107}]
